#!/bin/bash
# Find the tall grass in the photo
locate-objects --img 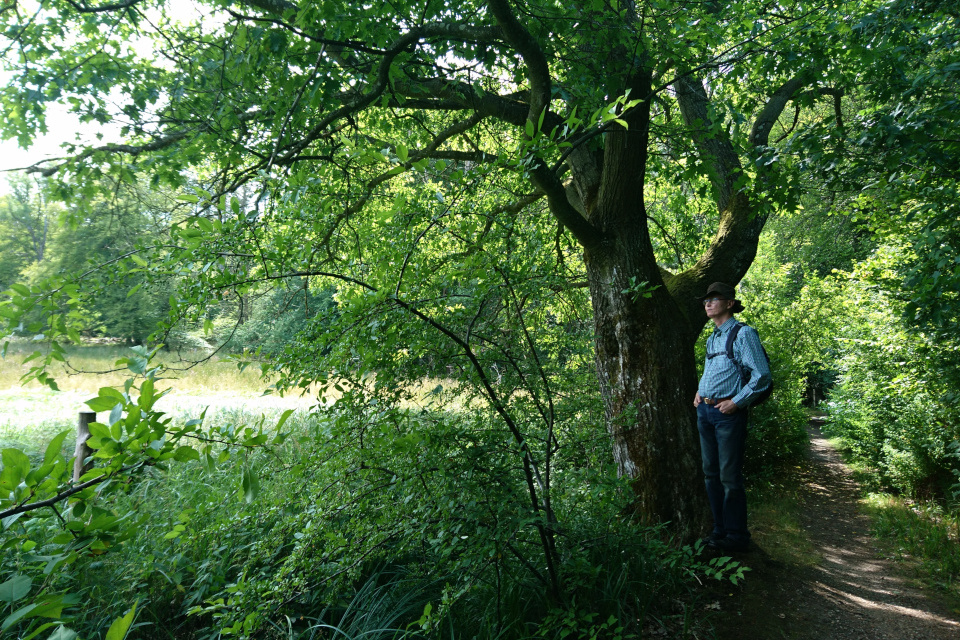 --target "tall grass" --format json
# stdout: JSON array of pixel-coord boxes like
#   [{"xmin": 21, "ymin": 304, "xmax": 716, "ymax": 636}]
[
  {"xmin": 863, "ymin": 493, "xmax": 960, "ymax": 598},
  {"xmin": 0, "ymin": 344, "xmax": 319, "ymax": 457}
]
